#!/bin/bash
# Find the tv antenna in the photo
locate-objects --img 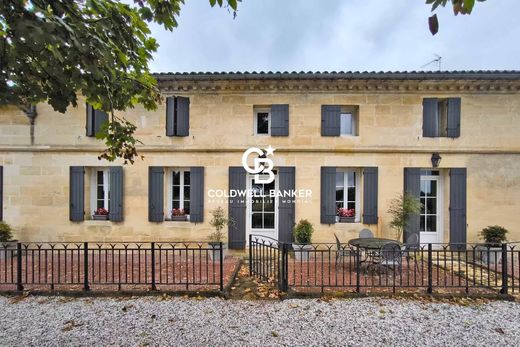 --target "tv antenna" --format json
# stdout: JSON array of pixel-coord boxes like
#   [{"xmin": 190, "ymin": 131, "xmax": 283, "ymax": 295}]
[{"xmin": 421, "ymin": 54, "xmax": 442, "ymax": 71}]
